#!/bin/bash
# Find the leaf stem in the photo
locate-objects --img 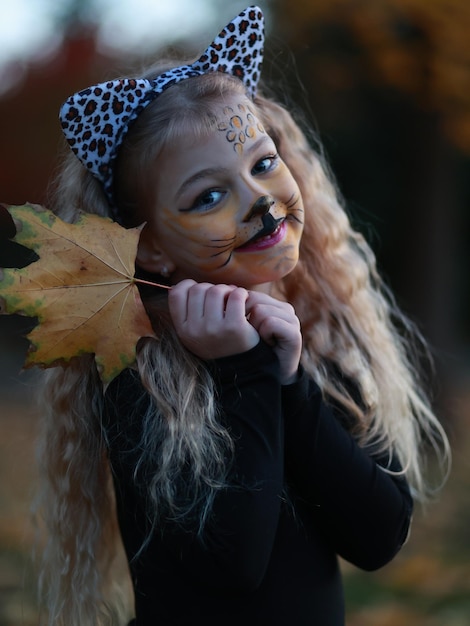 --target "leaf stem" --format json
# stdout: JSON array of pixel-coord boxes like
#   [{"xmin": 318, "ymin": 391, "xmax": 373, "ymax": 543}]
[{"xmin": 133, "ymin": 277, "xmax": 172, "ymax": 290}]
